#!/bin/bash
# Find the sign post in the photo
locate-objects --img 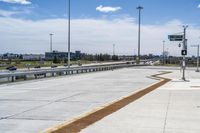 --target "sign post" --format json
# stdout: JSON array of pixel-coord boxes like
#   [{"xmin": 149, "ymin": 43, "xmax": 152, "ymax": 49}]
[
  {"xmin": 182, "ymin": 26, "xmax": 188, "ymax": 81},
  {"xmin": 168, "ymin": 26, "xmax": 188, "ymax": 81}
]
